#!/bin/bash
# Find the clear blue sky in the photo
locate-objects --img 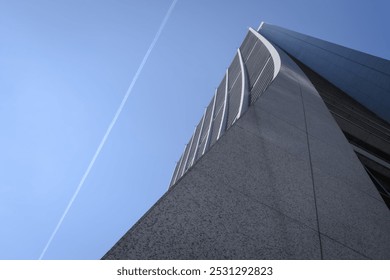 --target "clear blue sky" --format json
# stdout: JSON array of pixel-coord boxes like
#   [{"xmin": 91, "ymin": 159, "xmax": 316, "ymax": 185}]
[{"xmin": 0, "ymin": 0, "xmax": 389, "ymax": 260}]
